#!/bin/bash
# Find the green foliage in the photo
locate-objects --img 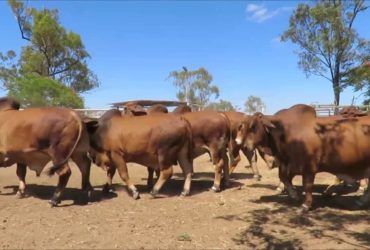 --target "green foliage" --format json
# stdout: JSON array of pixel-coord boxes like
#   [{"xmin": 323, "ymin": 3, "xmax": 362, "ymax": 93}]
[
  {"xmin": 281, "ymin": 0, "xmax": 370, "ymax": 105},
  {"xmin": 3, "ymin": 0, "xmax": 99, "ymax": 95},
  {"xmin": 244, "ymin": 95, "xmax": 265, "ymax": 114},
  {"xmin": 168, "ymin": 67, "xmax": 219, "ymax": 109},
  {"xmin": 205, "ymin": 99, "xmax": 236, "ymax": 112},
  {"xmin": 8, "ymin": 74, "xmax": 83, "ymax": 108},
  {"xmin": 0, "ymin": 50, "xmax": 18, "ymax": 88}
]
